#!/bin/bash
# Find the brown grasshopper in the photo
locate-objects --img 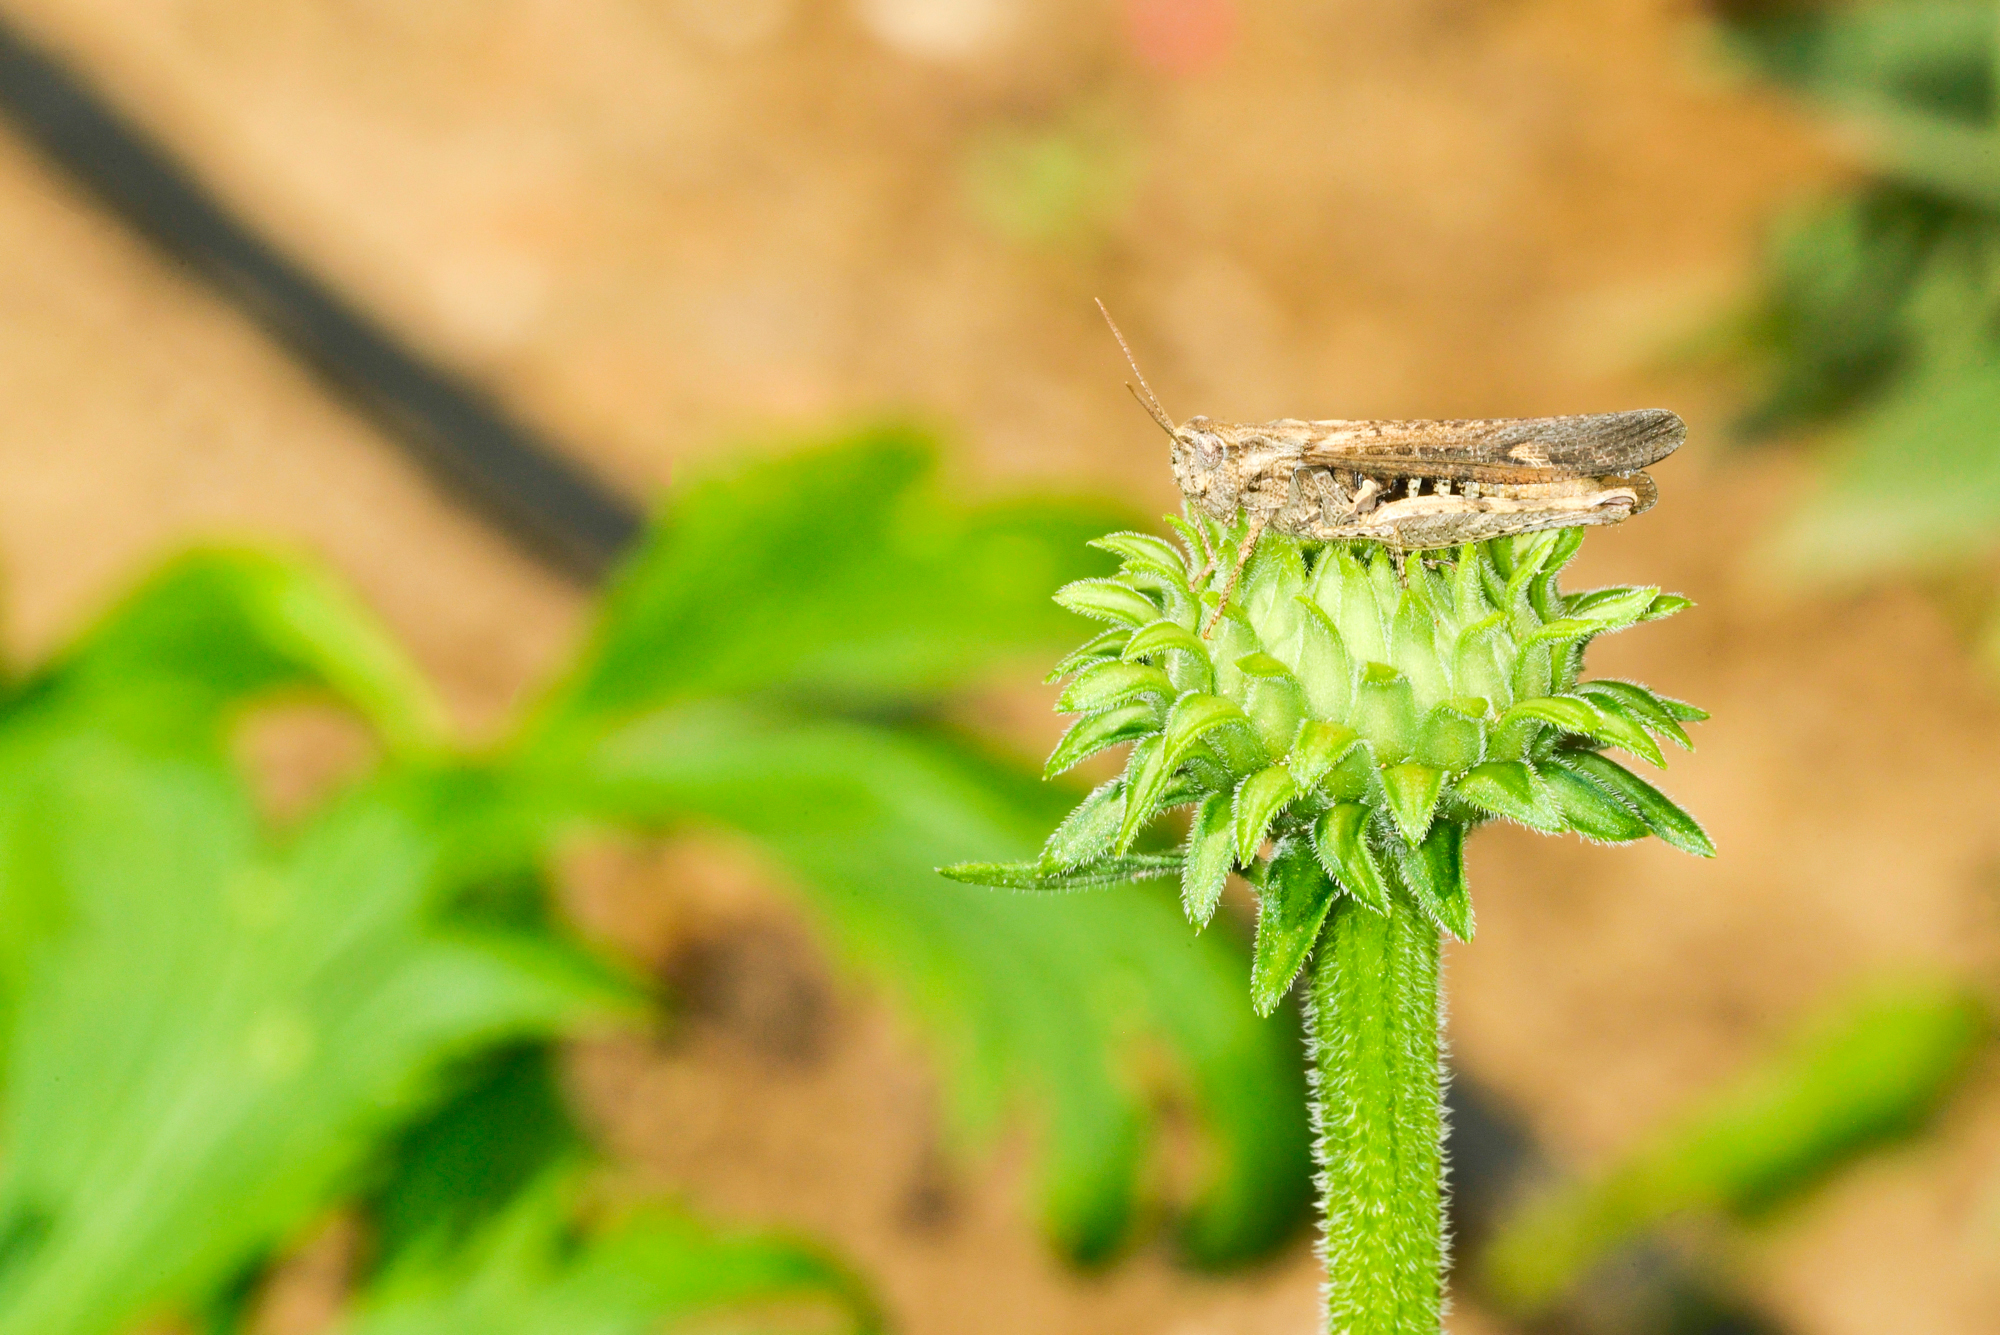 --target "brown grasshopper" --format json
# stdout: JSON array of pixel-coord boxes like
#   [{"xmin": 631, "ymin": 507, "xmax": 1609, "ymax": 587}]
[{"xmin": 1097, "ymin": 302, "xmax": 1685, "ymax": 633}]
